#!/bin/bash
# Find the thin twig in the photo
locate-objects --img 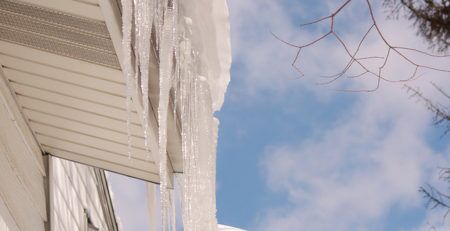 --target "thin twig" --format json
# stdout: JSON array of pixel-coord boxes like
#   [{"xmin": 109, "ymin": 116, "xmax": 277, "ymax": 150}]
[{"xmin": 271, "ymin": 0, "xmax": 450, "ymax": 91}]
